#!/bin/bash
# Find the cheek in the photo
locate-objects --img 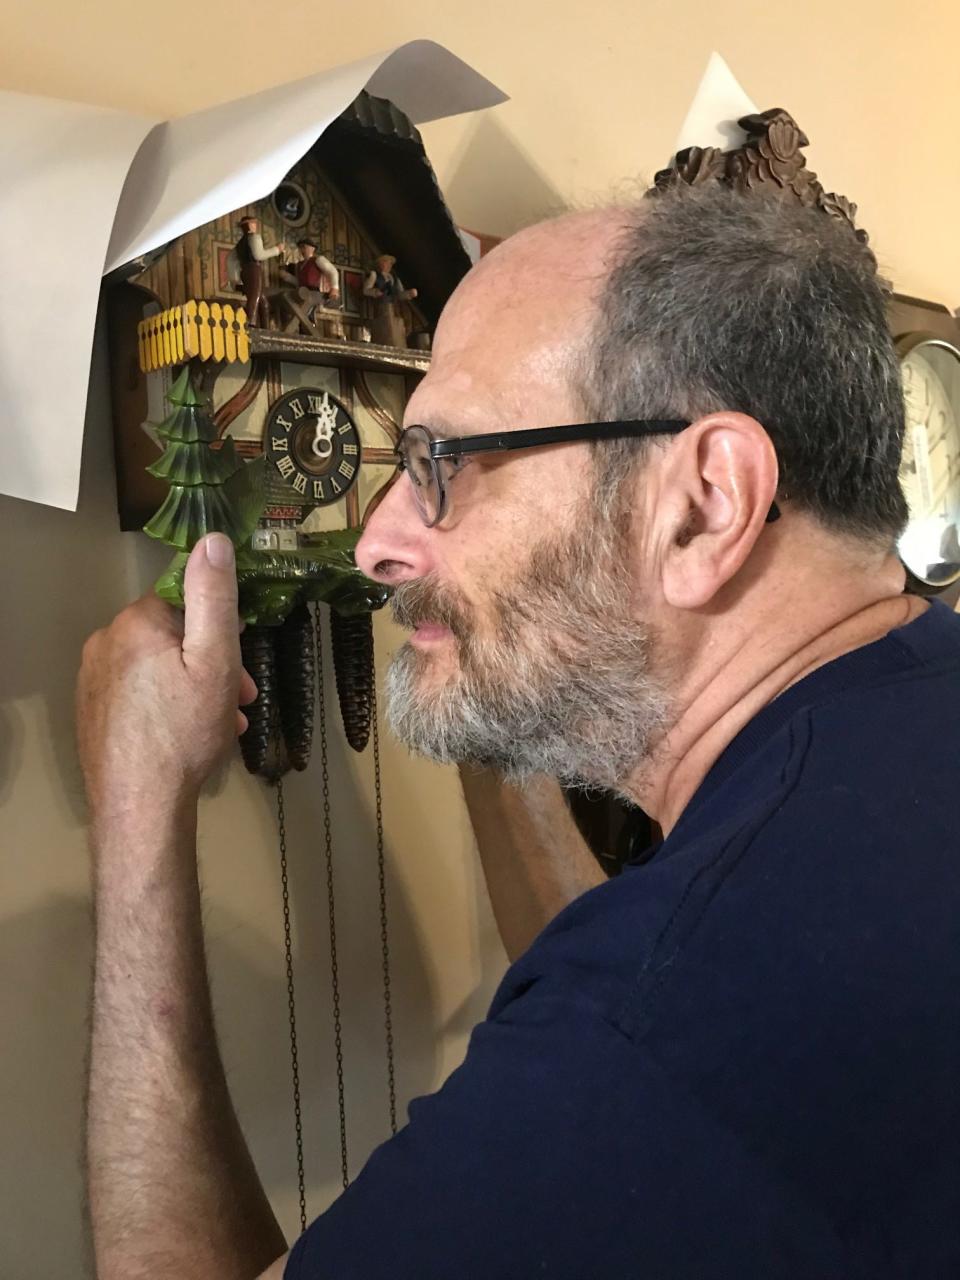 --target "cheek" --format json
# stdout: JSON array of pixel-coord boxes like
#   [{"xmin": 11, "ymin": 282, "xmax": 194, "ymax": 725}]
[{"xmin": 434, "ymin": 453, "xmax": 590, "ymax": 612}]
